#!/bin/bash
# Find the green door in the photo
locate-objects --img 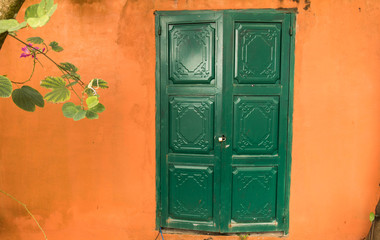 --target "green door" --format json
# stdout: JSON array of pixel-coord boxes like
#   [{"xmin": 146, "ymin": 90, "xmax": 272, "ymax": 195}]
[{"xmin": 156, "ymin": 10, "xmax": 295, "ymax": 234}]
